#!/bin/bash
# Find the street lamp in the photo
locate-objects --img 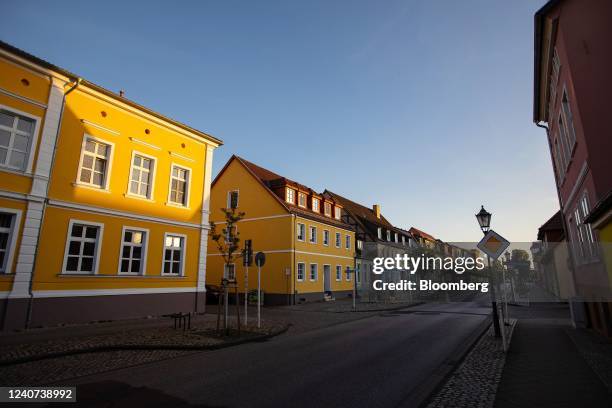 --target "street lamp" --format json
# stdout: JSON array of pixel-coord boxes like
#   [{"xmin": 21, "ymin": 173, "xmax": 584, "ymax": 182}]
[
  {"xmin": 475, "ymin": 205, "xmax": 501, "ymax": 338},
  {"xmin": 475, "ymin": 206, "xmax": 491, "ymax": 234}
]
